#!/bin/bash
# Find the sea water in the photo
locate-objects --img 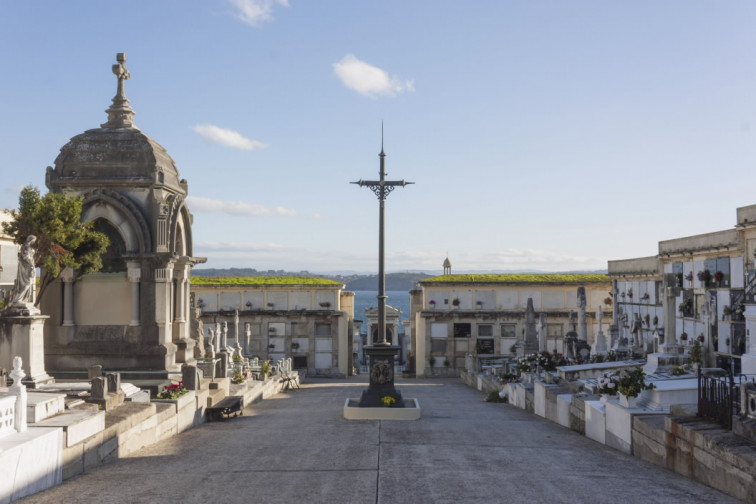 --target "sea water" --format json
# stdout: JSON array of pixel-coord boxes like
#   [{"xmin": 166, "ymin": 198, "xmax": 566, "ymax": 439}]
[{"xmin": 352, "ymin": 290, "xmax": 410, "ymax": 322}]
